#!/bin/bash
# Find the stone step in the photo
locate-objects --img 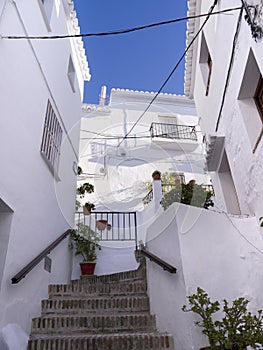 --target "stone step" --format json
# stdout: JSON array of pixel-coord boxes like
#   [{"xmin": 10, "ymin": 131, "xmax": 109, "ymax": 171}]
[
  {"xmin": 77, "ymin": 265, "xmax": 144, "ymax": 285},
  {"xmin": 31, "ymin": 314, "xmax": 156, "ymax": 334},
  {"xmin": 28, "ymin": 332, "xmax": 174, "ymax": 350},
  {"xmin": 42, "ymin": 295, "xmax": 150, "ymax": 315},
  {"xmin": 48, "ymin": 279, "xmax": 147, "ymax": 297}
]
